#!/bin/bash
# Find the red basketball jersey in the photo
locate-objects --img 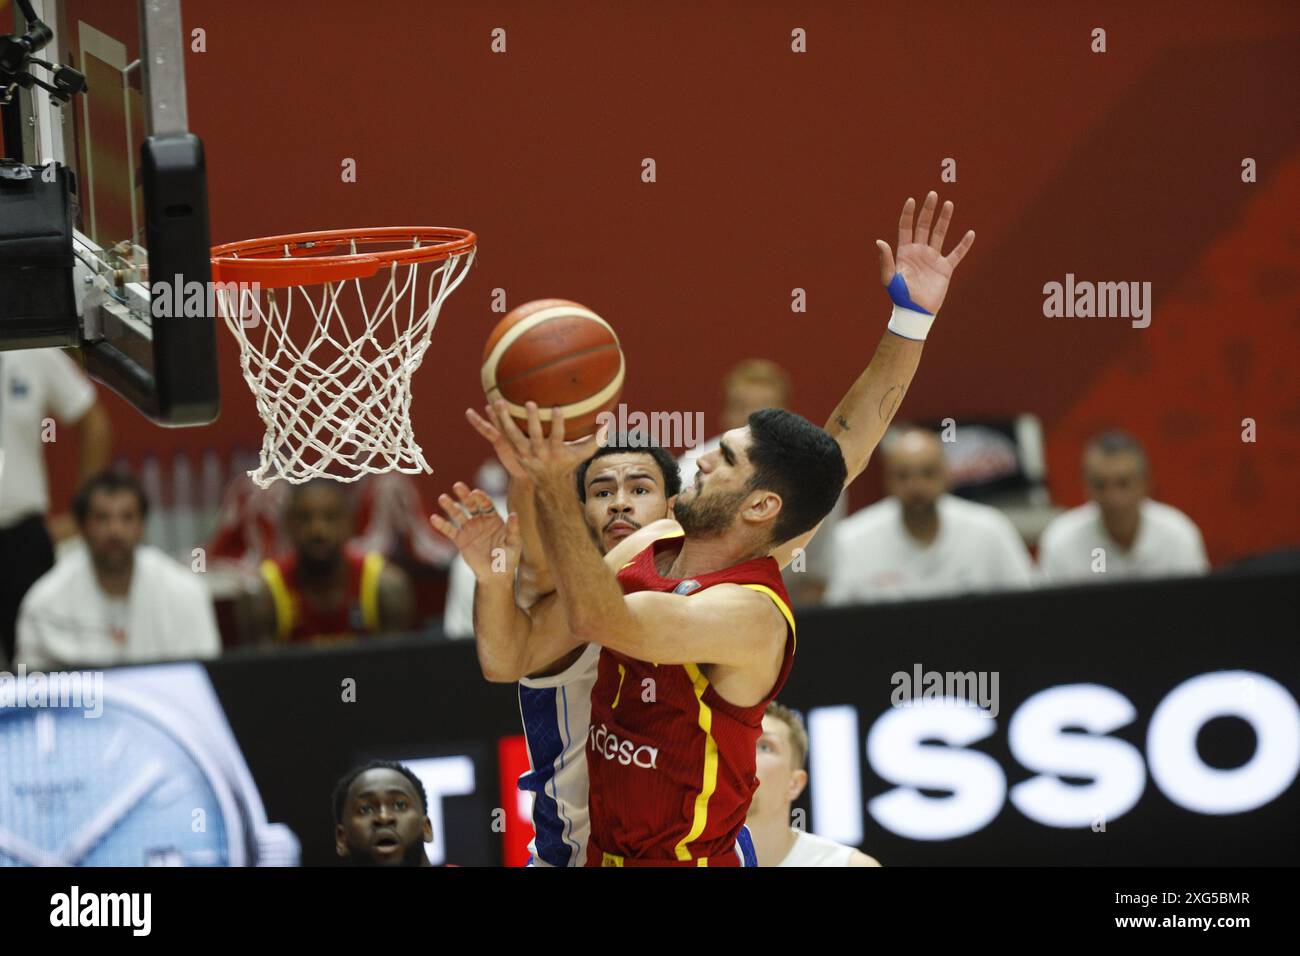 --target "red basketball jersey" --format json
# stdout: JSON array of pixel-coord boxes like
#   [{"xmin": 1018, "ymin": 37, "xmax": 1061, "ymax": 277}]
[
  {"xmin": 259, "ymin": 547, "xmax": 386, "ymax": 643},
  {"xmin": 585, "ymin": 535, "xmax": 796, "ymax": 866}
]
